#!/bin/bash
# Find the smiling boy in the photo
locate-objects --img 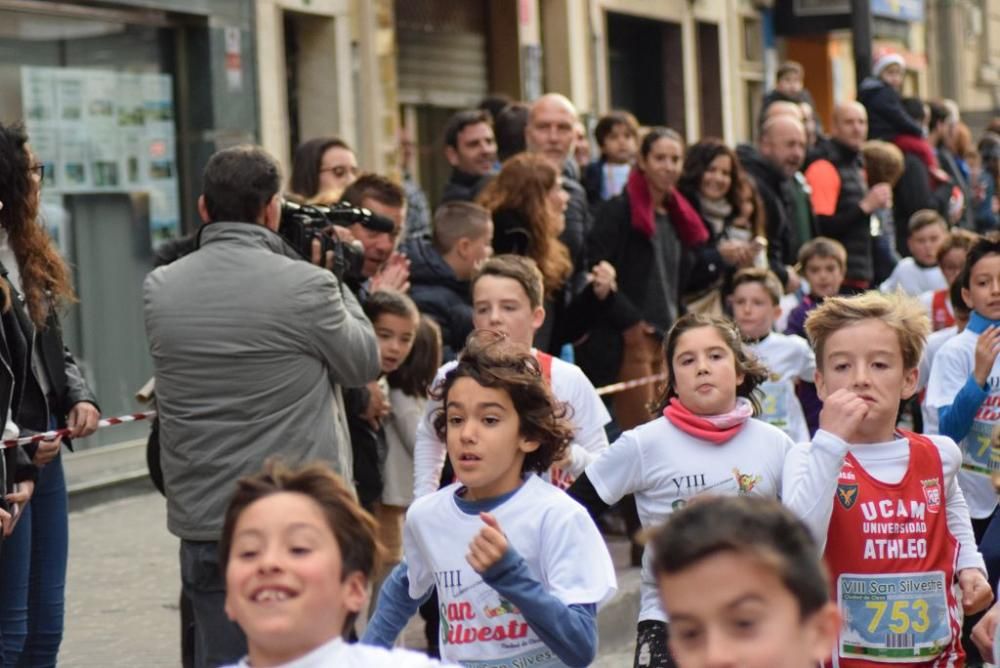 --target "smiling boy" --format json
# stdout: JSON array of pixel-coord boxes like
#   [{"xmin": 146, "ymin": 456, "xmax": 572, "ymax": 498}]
[{"xmin": 783, "ymin": 291, "xmax": 990, "ymax": 667}]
